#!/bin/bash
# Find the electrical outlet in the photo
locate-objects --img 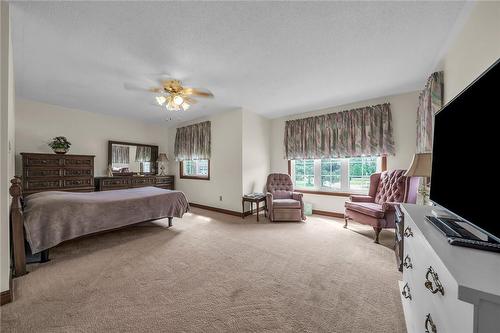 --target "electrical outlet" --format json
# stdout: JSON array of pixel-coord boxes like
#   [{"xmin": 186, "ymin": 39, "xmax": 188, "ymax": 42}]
[{"xmin": 219, "ymin": 196, "xmax": 223, "ymax": 201}]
